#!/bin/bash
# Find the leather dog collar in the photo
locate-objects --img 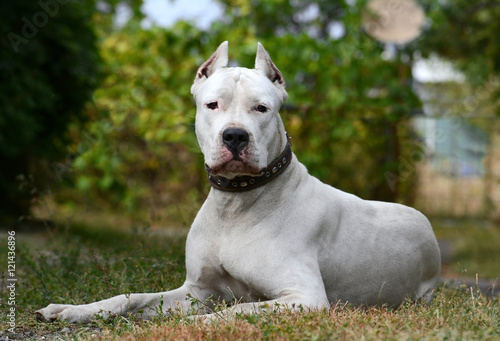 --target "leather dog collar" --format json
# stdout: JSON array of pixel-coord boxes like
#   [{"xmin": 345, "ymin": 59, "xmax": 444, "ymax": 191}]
[{"xmin": 205, "ymin": 134, "xmax": 293, "ymax": 192}]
